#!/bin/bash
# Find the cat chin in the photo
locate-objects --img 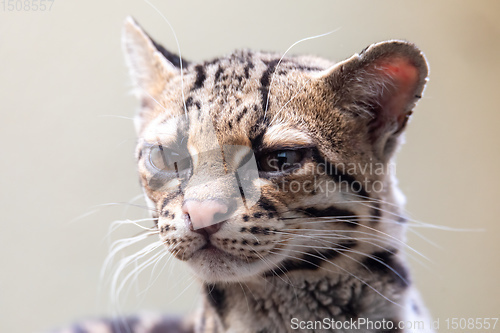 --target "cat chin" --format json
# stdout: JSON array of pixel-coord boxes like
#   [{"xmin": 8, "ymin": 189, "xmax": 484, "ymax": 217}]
[{"xmin": 186, "ymin": 248, "xmax": 272, "ymax": 283}]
